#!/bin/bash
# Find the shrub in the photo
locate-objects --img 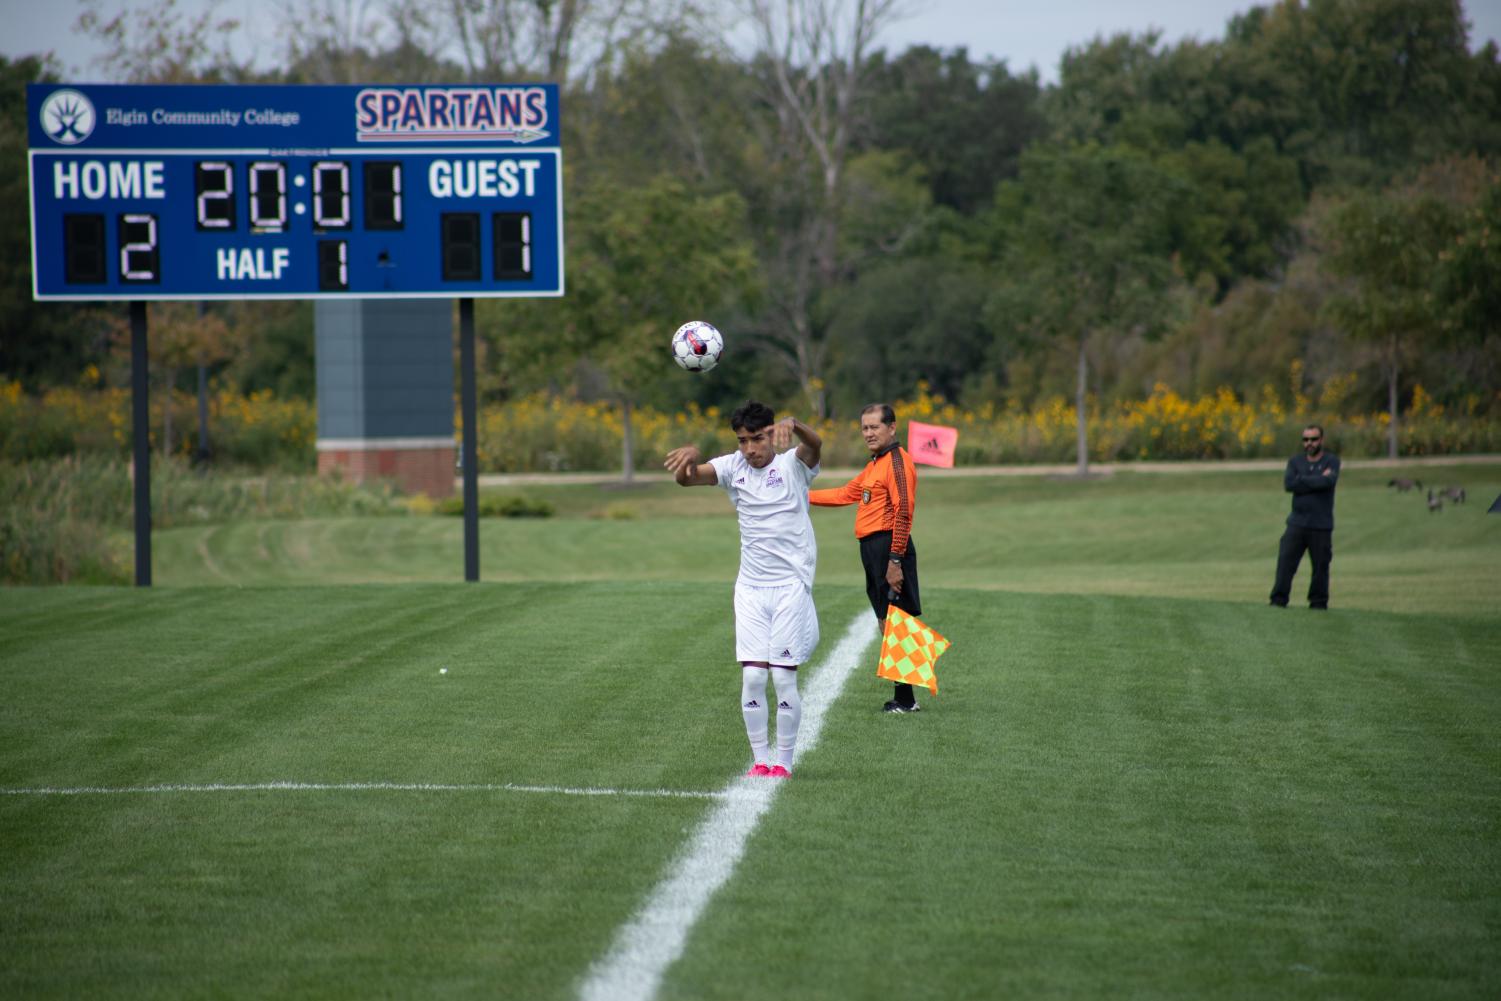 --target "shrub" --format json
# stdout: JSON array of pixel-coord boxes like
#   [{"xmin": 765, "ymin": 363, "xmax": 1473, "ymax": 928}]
[
  {"xmin": 3, "ymin": 381, "xmax": 1497, "ymax": 474},
  {"xmin": 435, "ymin": 494, "xmax": 555, "ymax": 518}
]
